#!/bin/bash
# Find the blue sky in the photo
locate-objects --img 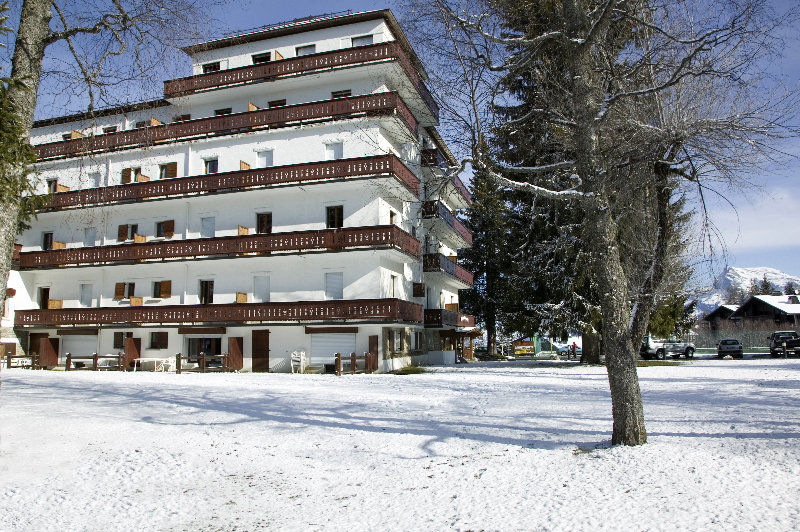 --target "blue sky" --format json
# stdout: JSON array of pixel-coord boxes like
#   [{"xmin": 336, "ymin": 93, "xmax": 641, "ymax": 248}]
[{"xmin": 7, "ymin": 1, "xmax": 800, "ymax": 281}]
